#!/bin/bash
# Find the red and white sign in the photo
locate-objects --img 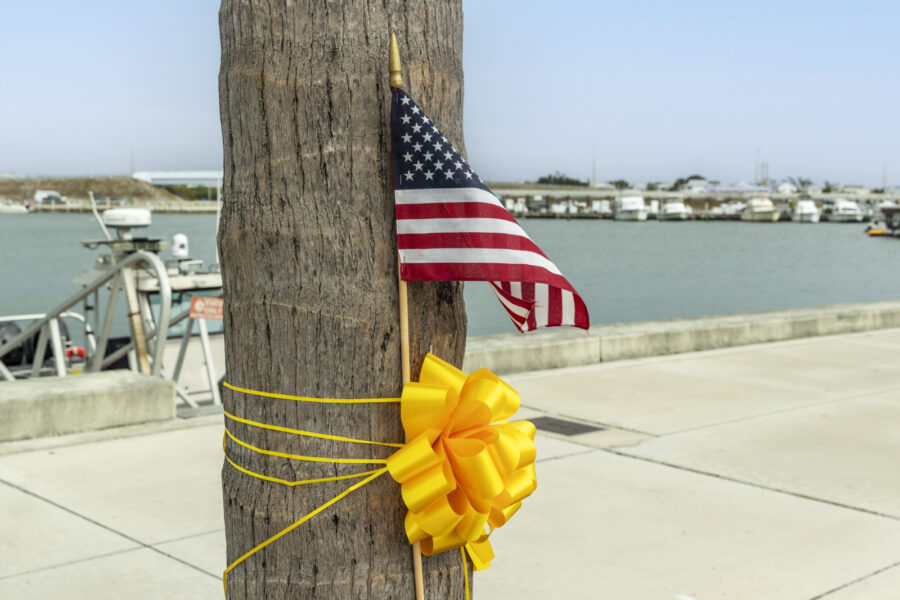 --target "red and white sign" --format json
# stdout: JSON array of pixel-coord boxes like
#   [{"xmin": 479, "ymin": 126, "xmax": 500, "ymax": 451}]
[{"xmin": 189, "ymin": 296, "xmax": 224, "ymax": 321}]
